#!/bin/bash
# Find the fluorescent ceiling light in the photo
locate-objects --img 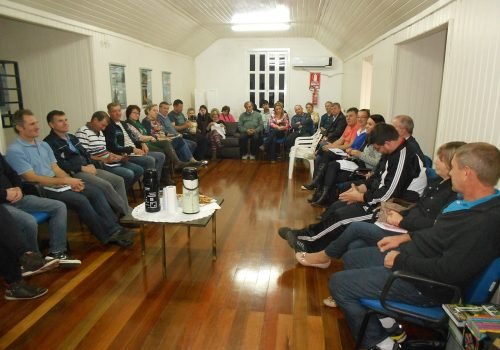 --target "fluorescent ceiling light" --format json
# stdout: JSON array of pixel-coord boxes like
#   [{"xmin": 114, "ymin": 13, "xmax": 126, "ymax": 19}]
[
  {"xmin": 232, "ymin": 23, "xmax": 290, "ymax": 32},
  {"xmin": 231, "ymin": 5, "xmax": 290, "ymax": 32}
]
